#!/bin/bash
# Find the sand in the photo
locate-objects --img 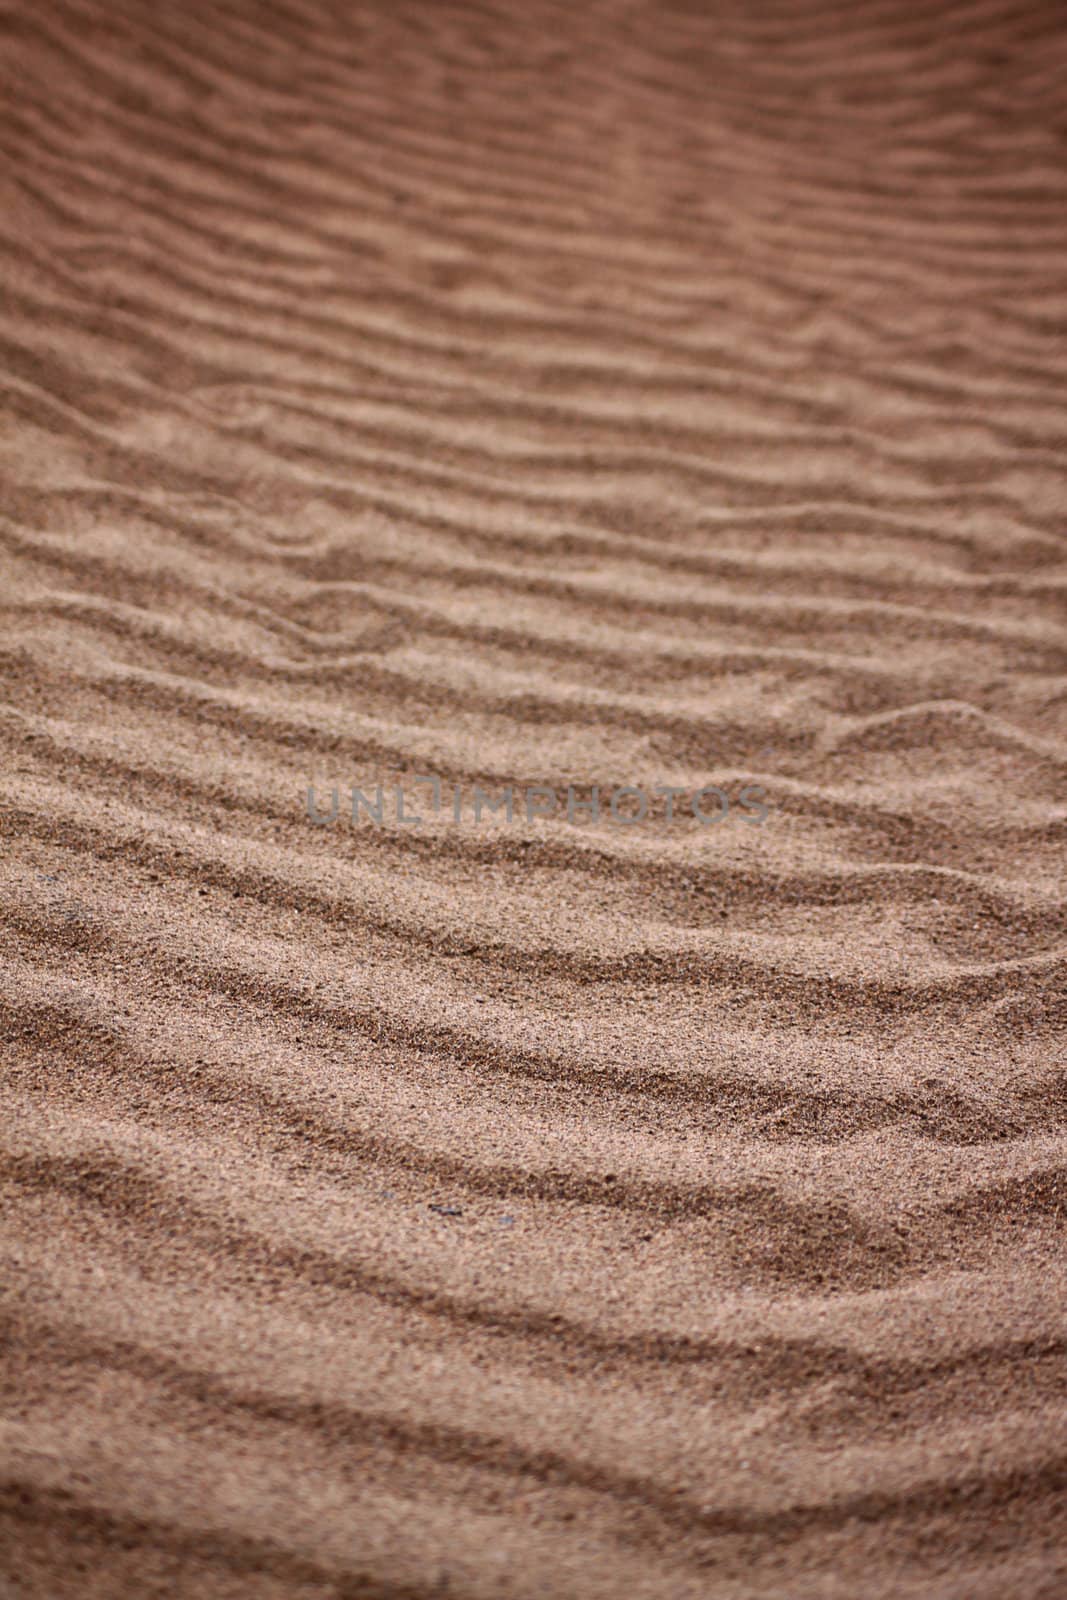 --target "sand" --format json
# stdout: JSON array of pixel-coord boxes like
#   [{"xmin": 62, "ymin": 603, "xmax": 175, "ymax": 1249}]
[{"xmin": 1, "ymin": 0, "xmax": 1066, "ymax": 1595}]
